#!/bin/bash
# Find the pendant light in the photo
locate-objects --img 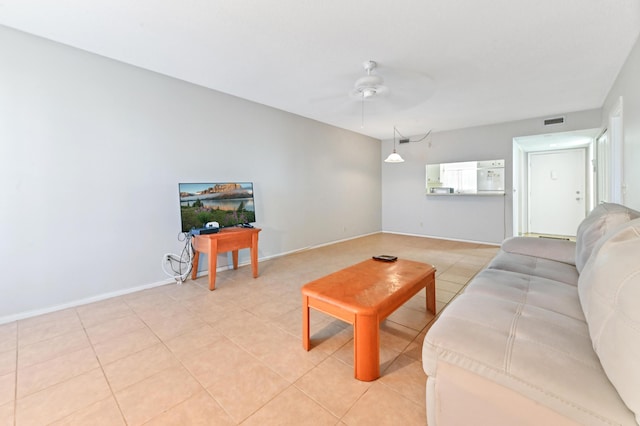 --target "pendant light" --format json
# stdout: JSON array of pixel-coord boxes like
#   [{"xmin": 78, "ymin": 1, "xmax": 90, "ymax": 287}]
[{"xmin": 384, "ymin": 126, "xmax": 405, "ymax": 163}]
